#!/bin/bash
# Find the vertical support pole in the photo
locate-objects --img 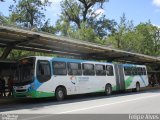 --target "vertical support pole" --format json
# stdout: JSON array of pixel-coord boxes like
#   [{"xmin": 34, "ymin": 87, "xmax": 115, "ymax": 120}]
[{"xmin": 0, "ymin": 46, "xmax": 13, "ymax": 59}]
